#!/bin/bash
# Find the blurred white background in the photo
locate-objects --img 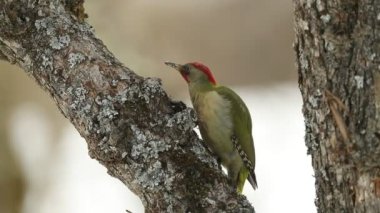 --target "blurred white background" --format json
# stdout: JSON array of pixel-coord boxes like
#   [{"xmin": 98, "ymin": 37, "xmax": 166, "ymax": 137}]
[{"xmin": 0, "ymin": 1, "xmax": 316, "ymax": 212}]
